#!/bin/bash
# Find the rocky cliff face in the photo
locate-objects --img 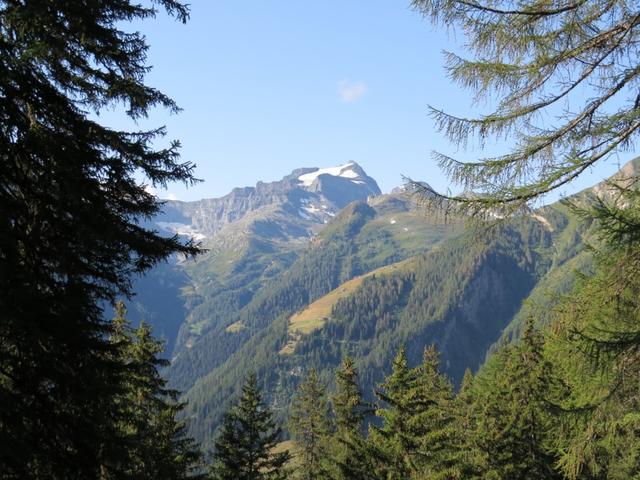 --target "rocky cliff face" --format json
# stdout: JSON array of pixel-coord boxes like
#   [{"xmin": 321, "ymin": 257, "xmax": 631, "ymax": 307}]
[{"xmin": 153, "ymin": 161, "xmax": 381, "ymax": 241}]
